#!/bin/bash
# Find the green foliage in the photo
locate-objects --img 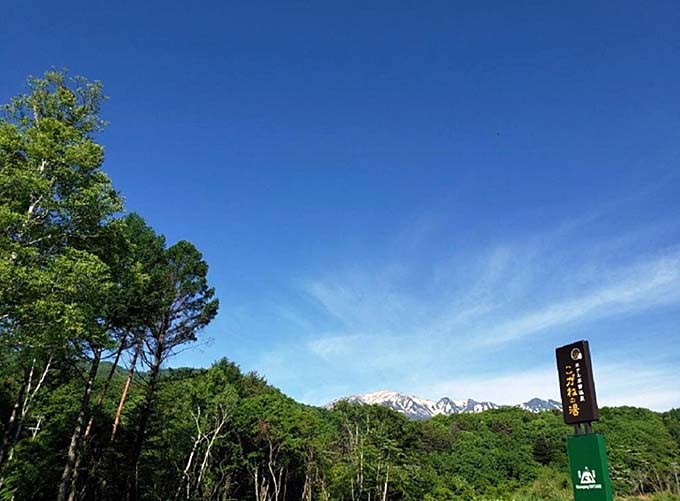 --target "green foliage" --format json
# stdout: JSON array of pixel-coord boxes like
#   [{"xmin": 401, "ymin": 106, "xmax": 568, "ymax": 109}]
[
  {"xmin": 0, "ymin": 70, "xmax": 121, "ymax": 365},
  {"xmin": 663, "ymin": 408, "xmax": 680, "ymax": 451},
  {"xmin": 3, "ymin": 356, "xmax": 680, "ymax": 499},
  {"xmin": 598, "ymin": 407, "xmax": 680, "ymax": 495}
]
